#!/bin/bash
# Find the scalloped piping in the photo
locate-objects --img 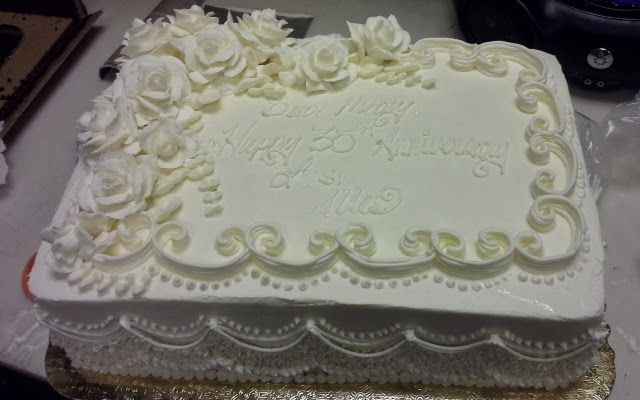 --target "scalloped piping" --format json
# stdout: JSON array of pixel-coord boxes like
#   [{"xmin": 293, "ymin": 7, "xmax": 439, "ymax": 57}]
[
  {"xmin": 51, "ymin": 328, "xmax": 599, "ymax": 389},
  {"xmin": 36, "ymin": 311, "xmax": 605, "ymax": 363},
  {"xmin": 89, "ymin": 201, "xmax": 586, "ymax": 283}
]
